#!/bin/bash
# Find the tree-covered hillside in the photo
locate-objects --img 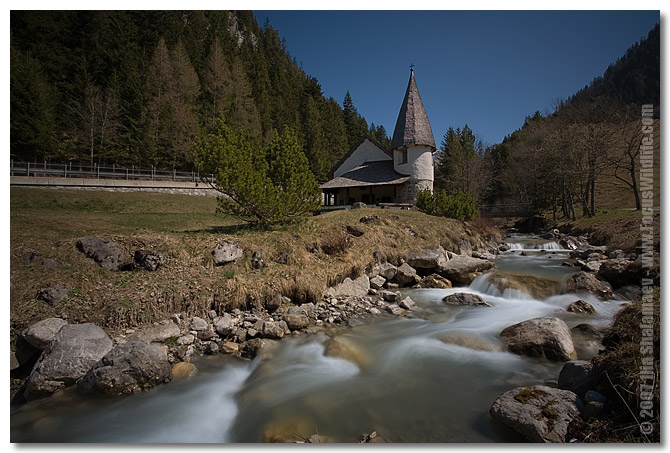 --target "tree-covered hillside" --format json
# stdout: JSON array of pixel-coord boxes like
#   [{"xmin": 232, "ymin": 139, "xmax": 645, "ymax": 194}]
[{"xmin": 10, "ymin": 11, "xmax": 385, "ymax": 181}]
